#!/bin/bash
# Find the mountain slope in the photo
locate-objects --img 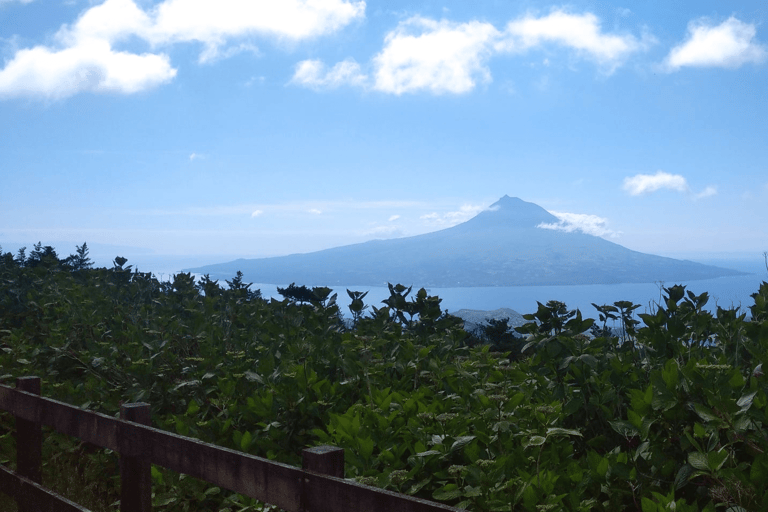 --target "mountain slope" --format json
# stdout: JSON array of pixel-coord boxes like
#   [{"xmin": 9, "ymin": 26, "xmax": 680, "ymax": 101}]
[{"xmin": 186, "ymin": 196, "xmax": 744, "ymax": 287}]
